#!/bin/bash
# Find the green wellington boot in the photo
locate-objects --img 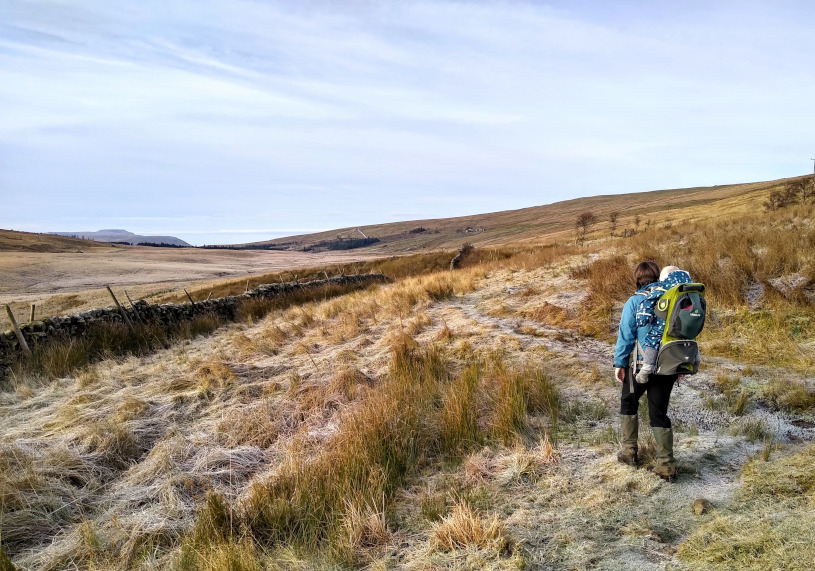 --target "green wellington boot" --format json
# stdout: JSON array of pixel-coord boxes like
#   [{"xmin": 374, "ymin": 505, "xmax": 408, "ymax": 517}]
[
  {"xmin": 617, "ymin": 415, "xmax": 639, "ymax": 466},
  {"xmin": 650, "ymin": 427, "xmax": 677, "ymax": 482}
]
